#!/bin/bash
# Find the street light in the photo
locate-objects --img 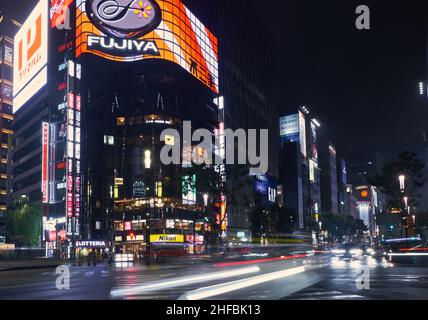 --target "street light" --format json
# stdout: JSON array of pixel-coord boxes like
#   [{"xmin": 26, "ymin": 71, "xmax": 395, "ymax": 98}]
[
  {"xmin": 203, "ymin": 193, "xmax": 209, "ymax": 207},
  {"xmin": 398, "ymin": 175, "xmax": 405, "ymax": 193},
  {"xmin": 403, "ymin": 196, "xmax": 408, "ymax": 208}
]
